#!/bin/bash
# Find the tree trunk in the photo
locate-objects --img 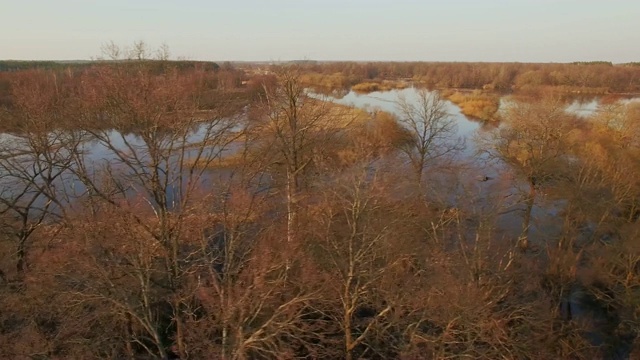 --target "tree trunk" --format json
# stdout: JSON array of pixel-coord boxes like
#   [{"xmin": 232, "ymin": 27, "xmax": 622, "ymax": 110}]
[
  {"xmin": 286, "ymin": 170, "xmax": 299, "ymax": 273},
  {"xmin": 520, "ymin": 182, "xmax": 536, "ymax": 250},
  {"xmin": 222, "ymin": 325, "xmax": 228, "ymax": 359},
  {"xmin": 16, "ymin": 236, "xmax": 27, "ymax": 274},
  {"xmin": 344, "ymin": 271, "xmax": 354, "ymax": 360},
  {"xmin": 344, "ymin": 304, "xmax": 353, "ymax": 360},
  {"xmin": 174, "ymin": 309, "xmax": 186, "ymax": 359},
  {"xmin": 152, "ymin": 330, "xmax": 168, "ymax": 360},
  {"xmin": 125, "ymin": 313, "xmax": 135, "ymax": 360},
  {"xmin": 414, "ymin": 161, "xmax": 424, "ymax": 188}
]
